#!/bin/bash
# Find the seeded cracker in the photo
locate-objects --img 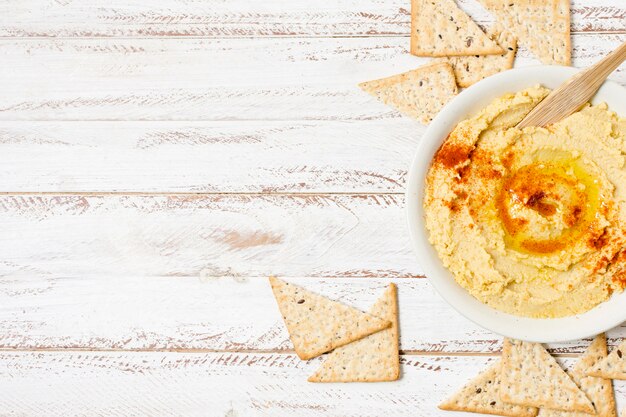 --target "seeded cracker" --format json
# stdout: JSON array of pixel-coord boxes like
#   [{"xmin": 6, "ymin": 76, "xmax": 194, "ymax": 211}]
[
  {"xmin": 586, "ymin": 339, "xmax": 626, "ymax": 380},
  {"xmin": 538, "ymin": 334, "xmax": 617, "ymax": 417},
  {"xmin": 439, "ymin": 360, "xmax": 538, "ymax": 417},
  {"xmin": 477, "ymin": 0, "xmax": 570, "ymax": 65},
  {"xmin": 359, "ymin": 62, "xmax": 458, "ymax": 124},
  {"xmin": 308, "ymin": 283, "xmax": 399, "ymax": 382},
  {"xmin": 500, "ymin": 339, "xmax": 595, "ymax": 413},
  {"xmin": 268, "ymin": 277, "xmax": 391, "ymax": 360},
  {"xmin": 411, "ymin": 0, "xmax": 503, "ymax": 57},
  {"xmin": 445, "ymin": 27, "xmax": 517, "ymax": 87}
]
